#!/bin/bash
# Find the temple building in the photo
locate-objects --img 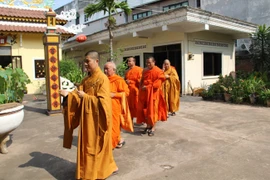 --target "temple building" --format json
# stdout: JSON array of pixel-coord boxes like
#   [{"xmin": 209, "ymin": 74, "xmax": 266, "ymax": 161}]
[{"xmin": 0, "ymin": 4, "xmax": 74, "ymax": 94}]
